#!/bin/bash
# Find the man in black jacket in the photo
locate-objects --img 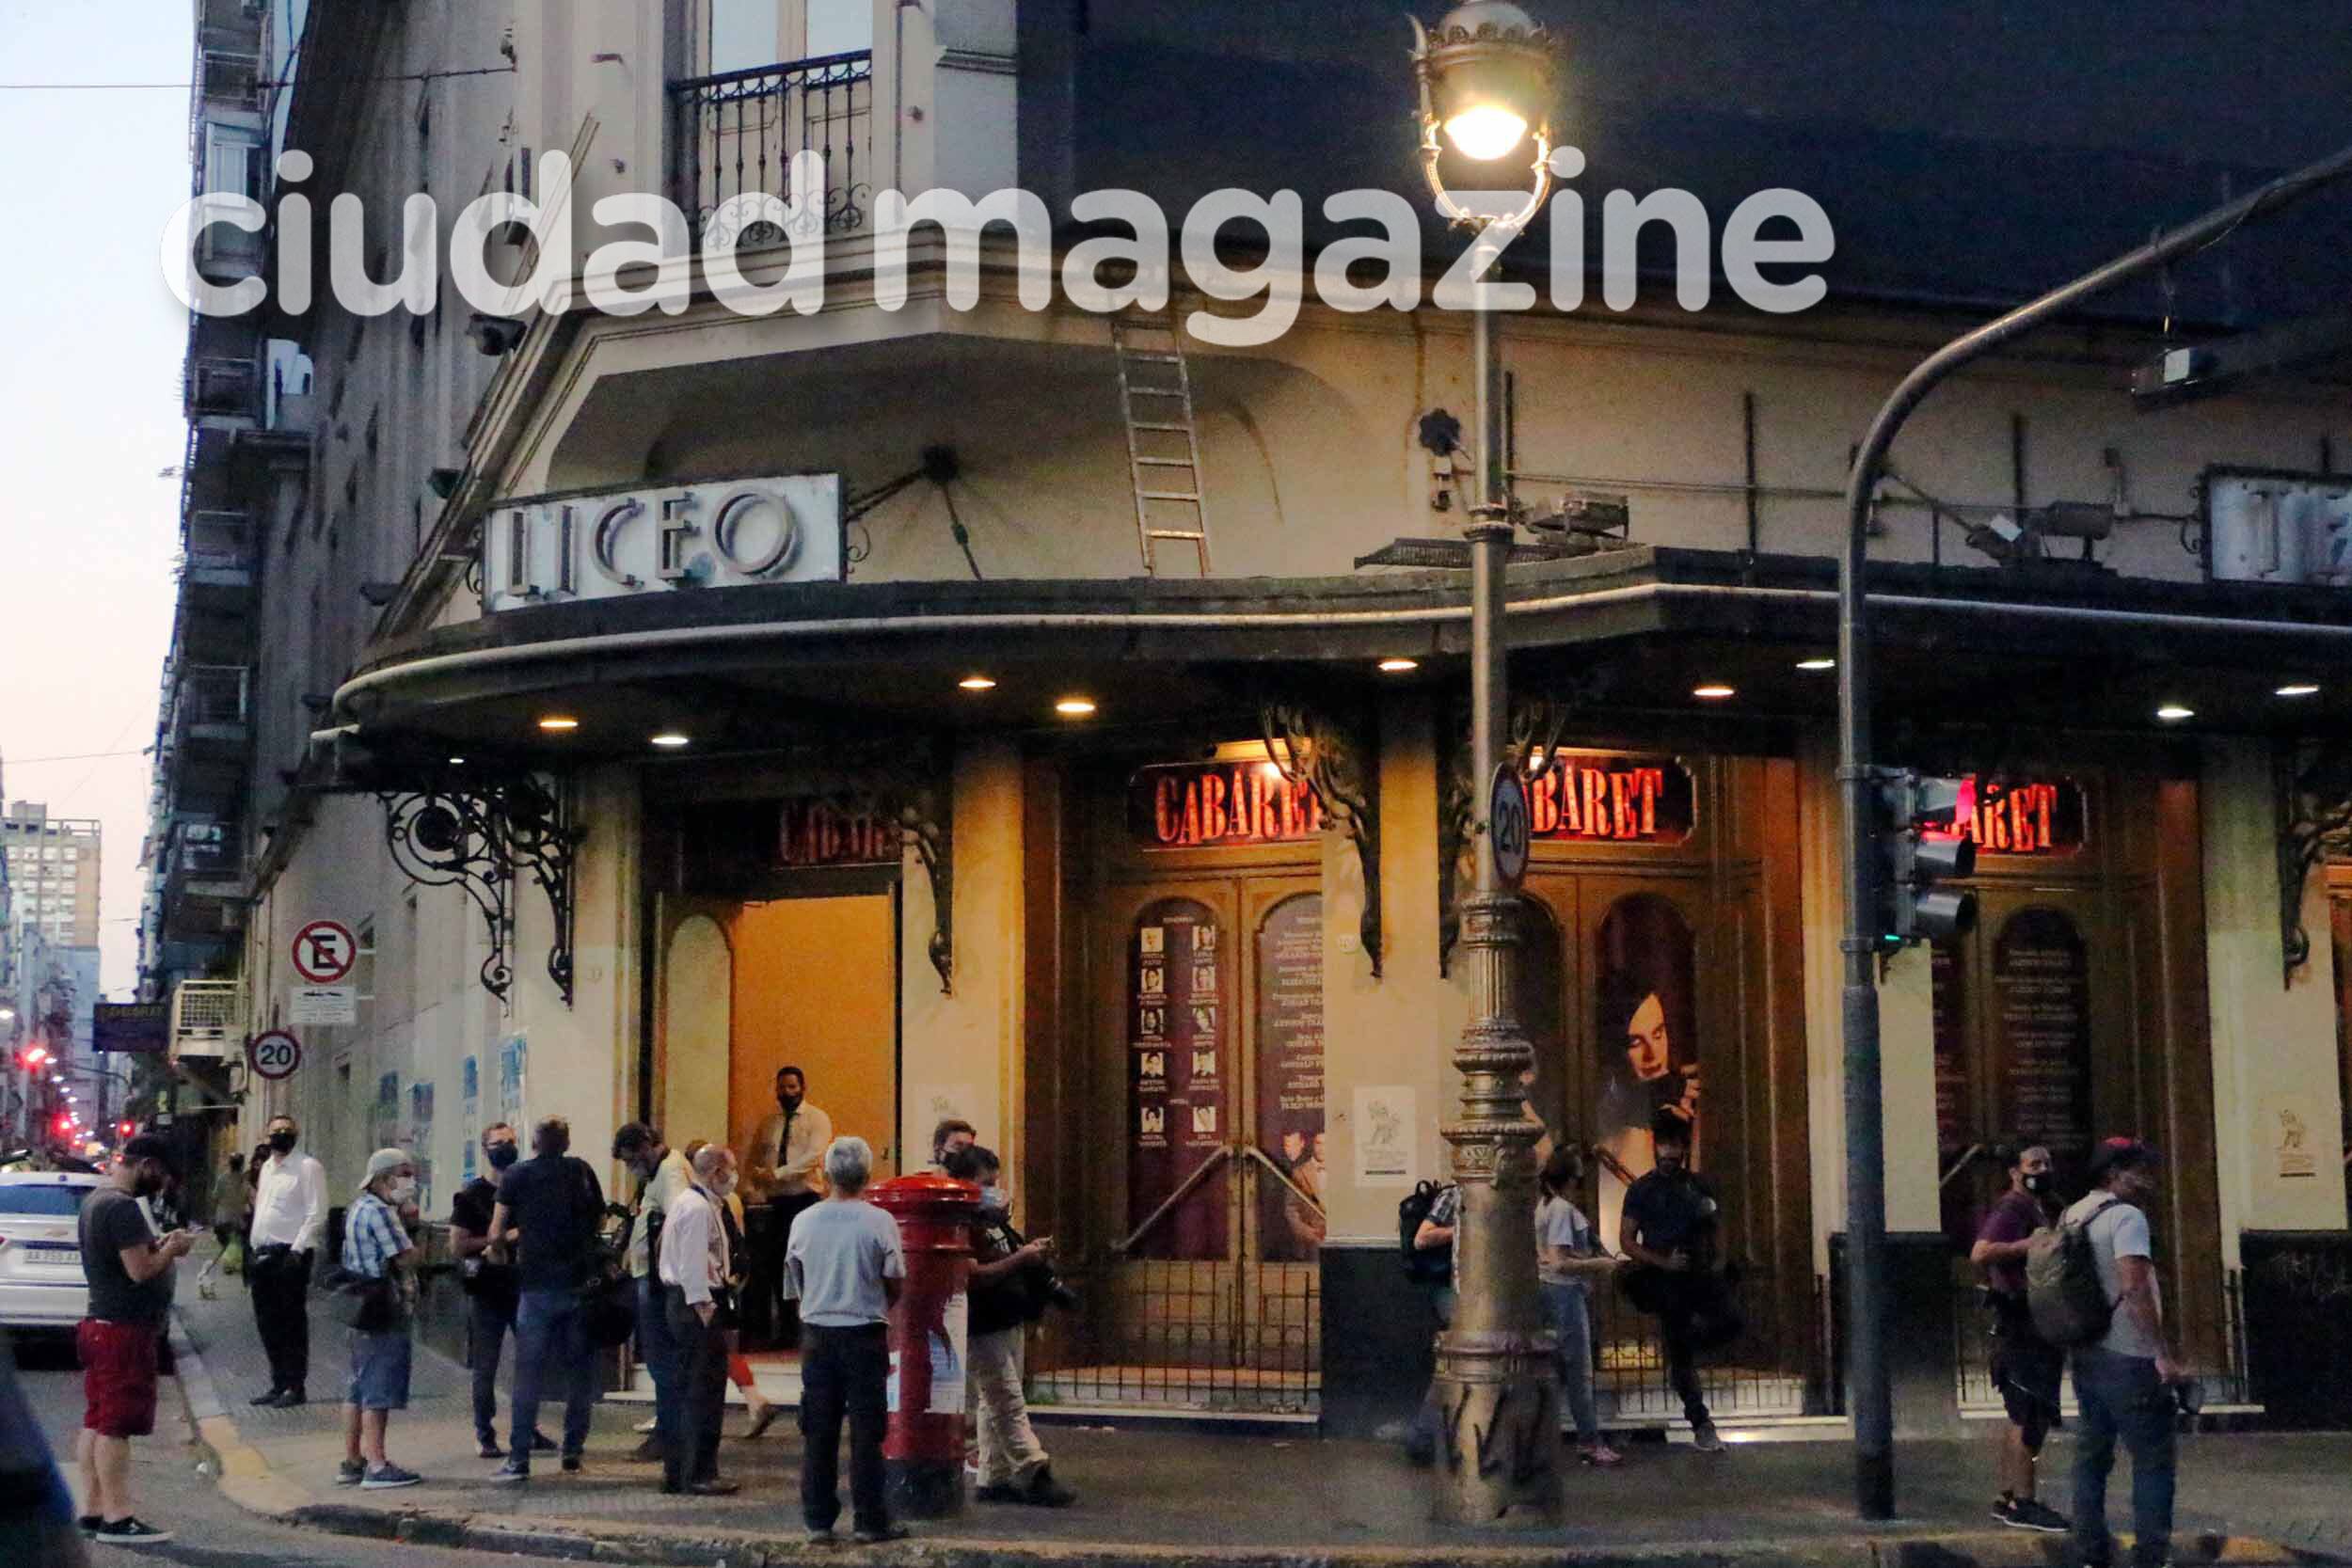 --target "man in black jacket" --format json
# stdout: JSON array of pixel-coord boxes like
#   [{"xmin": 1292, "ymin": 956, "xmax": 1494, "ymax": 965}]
[
  {"xmin": 487, "ymin": 1117, "xmax": 605, "ymax": 1481},
  {"xmin": 945, "ymin": 1146, "xmax": 1073, "ymax": 1507},
  {"xmin": 450, "ymin": 1123, "xmax": 555, "ymax": 1460}
]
